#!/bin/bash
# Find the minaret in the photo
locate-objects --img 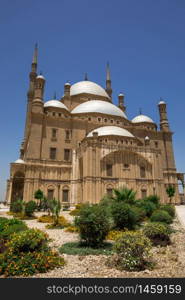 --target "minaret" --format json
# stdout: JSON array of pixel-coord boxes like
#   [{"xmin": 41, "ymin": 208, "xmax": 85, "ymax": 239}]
[
  {"xmin": 158, "ymin": 99, "xmax": 170, "ymax": 131},
  {"xmin": 105, "ymin": 62, "xmax": 112, "ymax": 100},
  {"xmin": 118, "ymin": 93, "xmax": 126, "ymax": 112},
  {"xmin": 32, "ymin": 73, "xmax": 45, "ymax": 113},
  {"xmin": 21, "ymin": 44, "xmax": 38, "ymax": 157}
]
